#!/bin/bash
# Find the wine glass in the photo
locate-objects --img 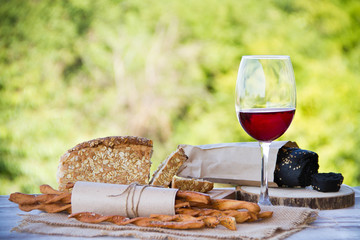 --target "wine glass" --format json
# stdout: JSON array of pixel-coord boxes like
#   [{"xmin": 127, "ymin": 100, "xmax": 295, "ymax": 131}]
[{"xmin": 235, "ymin": 55, "xmax": 296, "ymax": 205}]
